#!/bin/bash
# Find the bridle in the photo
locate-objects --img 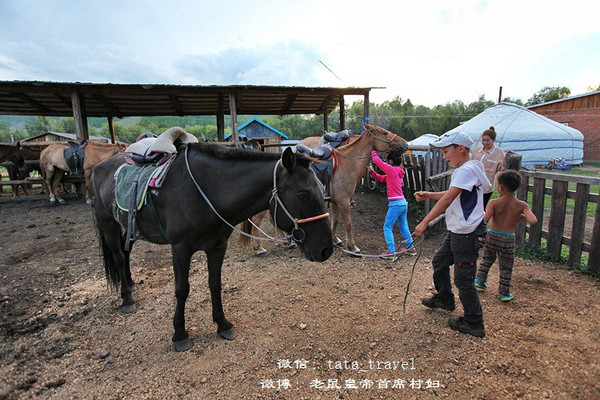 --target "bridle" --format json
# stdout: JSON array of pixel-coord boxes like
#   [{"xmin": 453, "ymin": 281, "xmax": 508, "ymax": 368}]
[
  {"xmin": 269, "ymin": 160, "xmax": 329, "ymax": 243},
  {"xmin": 365, "ymin": 127, "xmax": 402, "ymax": 151},
  {"xmin": 185, "ymin": 146, "xmax": 328, "ymax": 244}
]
